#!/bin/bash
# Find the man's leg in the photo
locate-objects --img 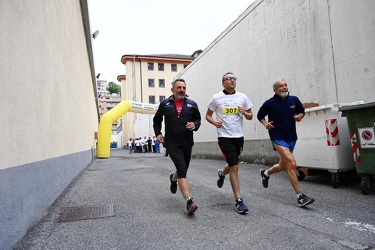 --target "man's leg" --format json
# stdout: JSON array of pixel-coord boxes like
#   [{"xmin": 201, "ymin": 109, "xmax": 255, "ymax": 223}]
[
  {"xmin": 273, "ymin": 144, "xmax": 300, "ymax": 194},
  {"xmin": 228, "ymin": 165, "xmax": 241, "ymax": 200},
  {"xmin": 178, "ymin": 177, "xmax": 190, "ymax": 200}
]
